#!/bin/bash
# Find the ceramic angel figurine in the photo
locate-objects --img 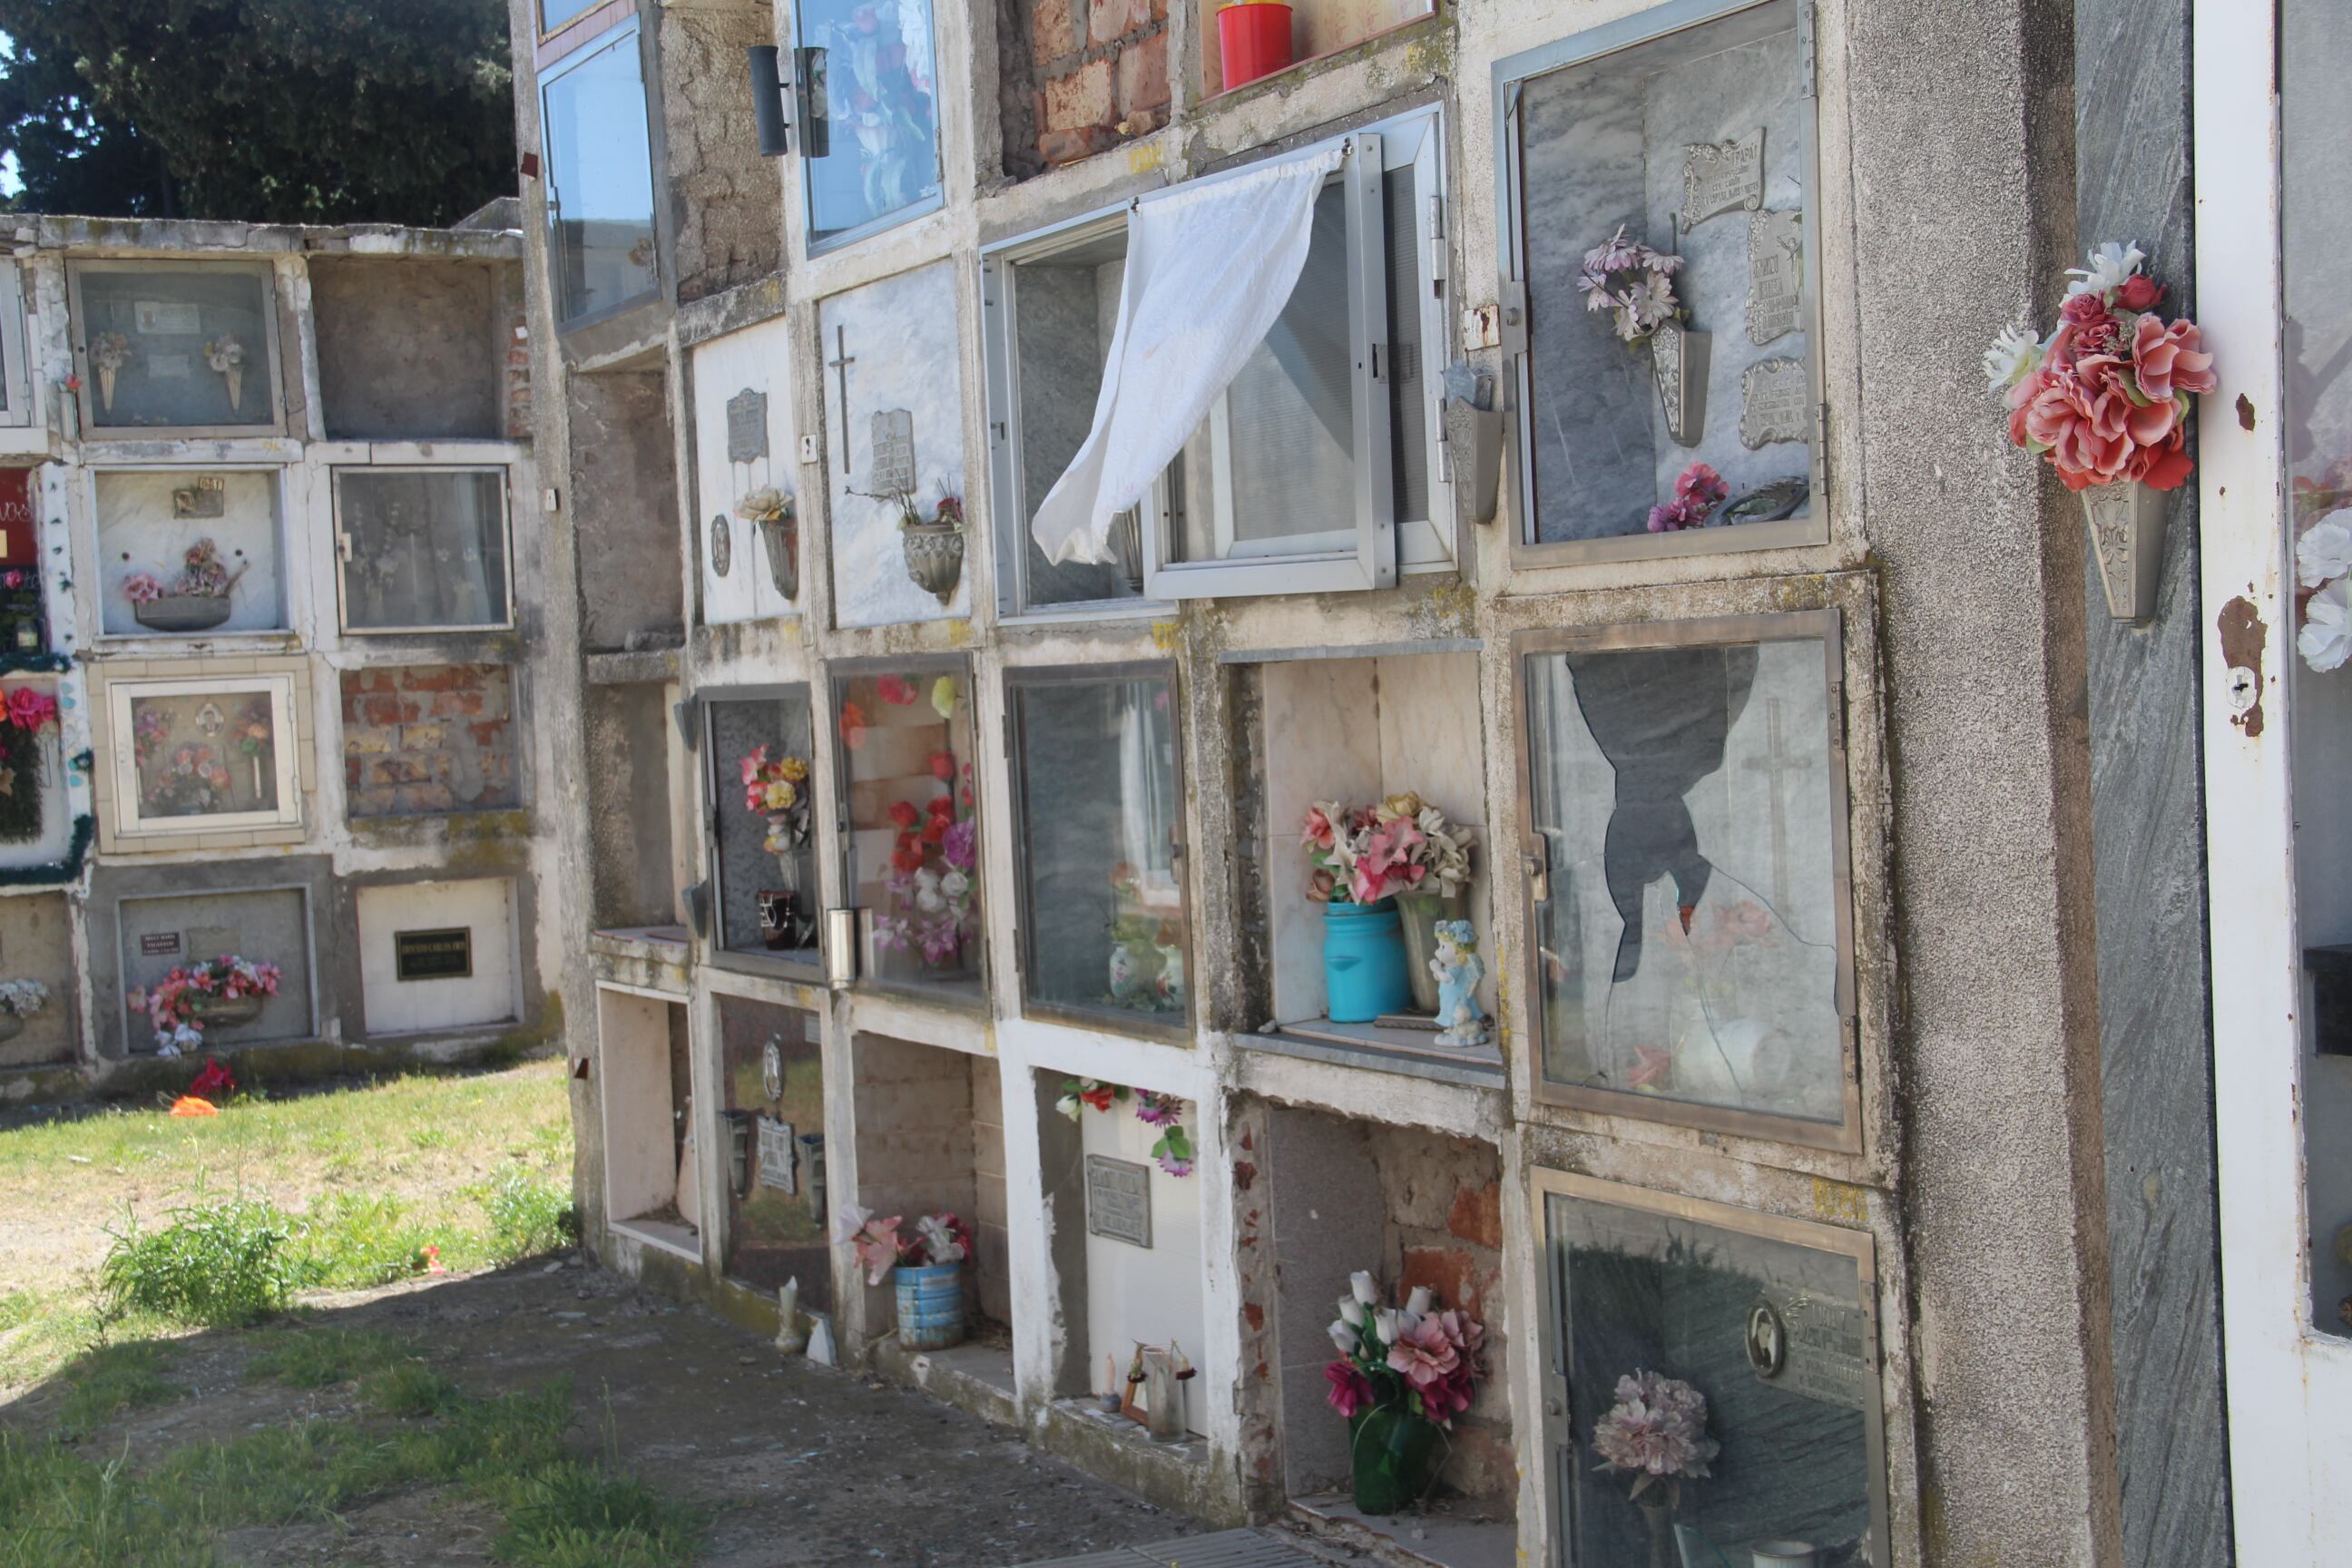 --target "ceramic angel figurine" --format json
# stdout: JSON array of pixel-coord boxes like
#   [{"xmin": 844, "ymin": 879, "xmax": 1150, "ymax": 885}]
[{"xmin": 1430, "ymin": 919, "xmax": 1490, "ymax": 1048}]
